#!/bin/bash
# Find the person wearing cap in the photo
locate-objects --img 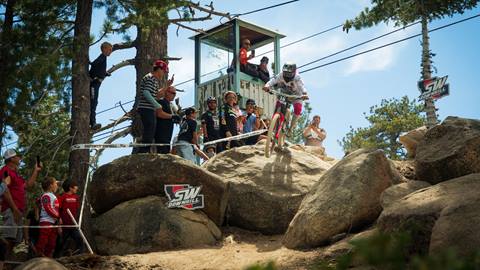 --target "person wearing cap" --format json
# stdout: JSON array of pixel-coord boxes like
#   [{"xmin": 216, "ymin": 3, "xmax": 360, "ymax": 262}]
[
  {"xmin": 135, "ymin": 60, "xmax": 173, "ymax": 154},
  {"xmin": 176, "ymin": 107, "xmax": 198, "ymax": 163},
  {"xmin": 257, "ymin": 56, "xmax": 270, "ymax": 83},
  {"xmin": 201, "ymin": 96, "xmax": 223, "ymax": 156},
  {"xmin": 220, "ymin": 91, "xmax": 243, "ymax": 149},
  {"xmin": 242, "ymin": 99, "xmax": 261, "ymax": 145},
  {"xmin": 89, "ymin": 42, "xmax": 113, "ymax": 130},
  {"xmin": 0, "ymin": 149, "xmax": 41, "ymax": 258},
  {"xmin": 155, "ymin": 86, "xmax": 181, "ymax": 154}
]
